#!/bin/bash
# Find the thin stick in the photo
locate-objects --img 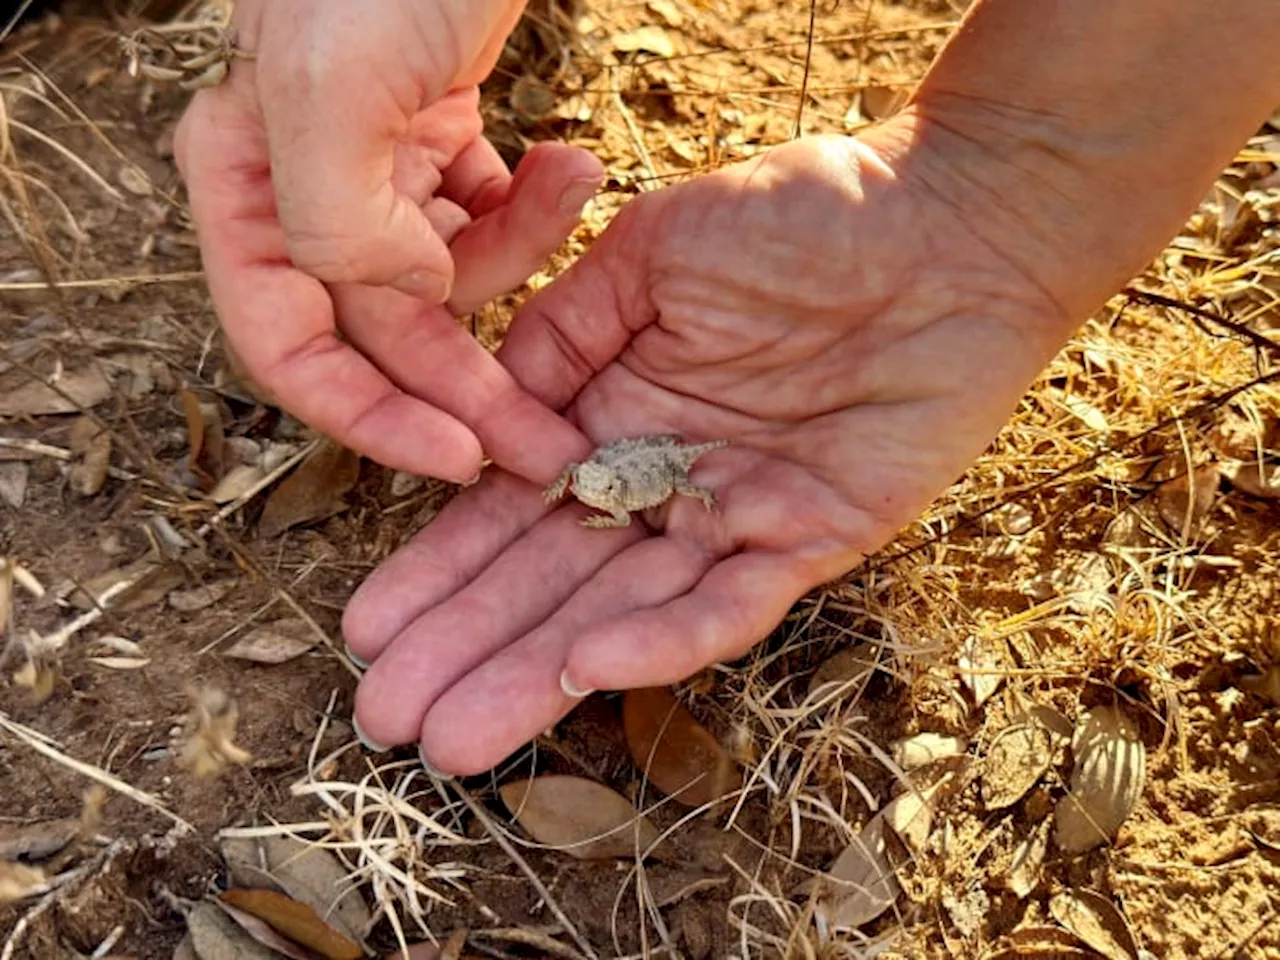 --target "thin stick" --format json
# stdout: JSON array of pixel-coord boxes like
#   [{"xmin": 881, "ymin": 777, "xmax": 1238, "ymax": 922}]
[
  {"xmin": 0, "ymin": 713, "xmax": 192, "ymax": 830},
  {"xmin": 0, "ymin": 436, "xmax": 141, "ymax": 482},
  {"xmin": 0, "ymin": 270, "xmax": 204, "ymax": 291}
]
